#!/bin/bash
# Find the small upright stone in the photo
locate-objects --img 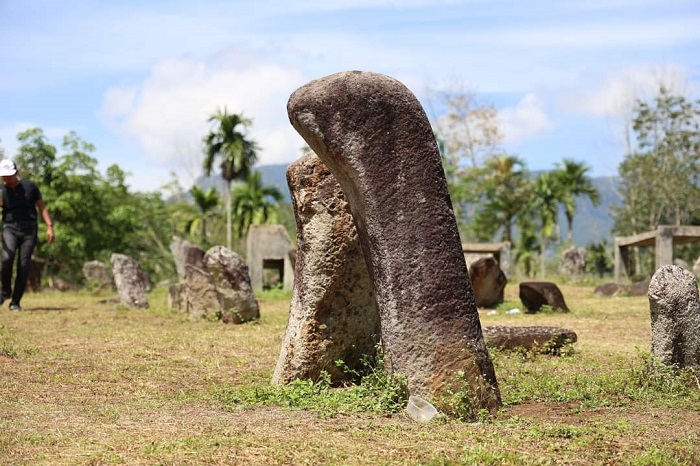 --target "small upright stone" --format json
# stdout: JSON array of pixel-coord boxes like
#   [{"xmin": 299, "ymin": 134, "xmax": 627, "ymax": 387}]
[
  {"xmin": 110, "ymin": 253, "xmax": 149, "ymax": 309},
  {"xmin": 204, "ymin": 246, "xmax": 259, "ymax": 323},
  {"xmin": 648, "ymin": 265, "xmax": 700, "ymax": 369},
  {"xmin": 469, "ymin": 257, "xmax": 507, "ymax": 308}
]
